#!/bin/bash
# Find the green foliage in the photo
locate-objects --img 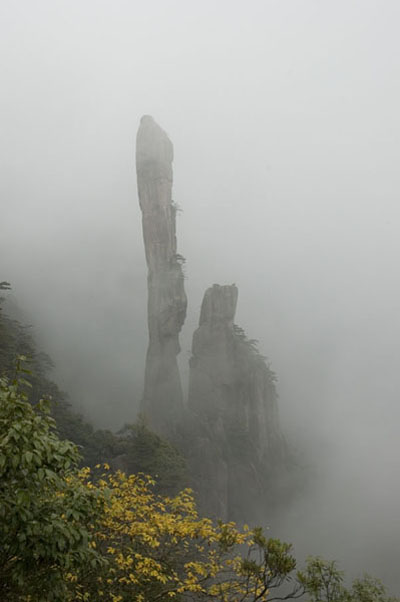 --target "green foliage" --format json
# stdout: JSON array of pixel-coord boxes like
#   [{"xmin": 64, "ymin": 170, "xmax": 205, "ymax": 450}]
[
  {"xmin": 298, "ymin": 557, "xmax": 347, "ymax": 602},
  {"xmin": 0, "ymin": 363, "xmax": 103, "ymax": 601},
  {"xmin": 0, "ymin": 291, "xmax": 187, "ymax": 495},
  {"xmin": 236, "ymin": 528, "xmax": 302, "ymax": 601},
  {"xmin": 55, "ymin": 414, "xmax": 187, "ymax": 495},
  {"xmin": 350, "ymin": 574, "xmax": 395, "ymax": 602},
  {"xmin": 54, "ymin": 403, "xmax": 124, "ymax": 467},
  {"xmin": 0, "ymin": 292, "xmax": 65, "ymax": 412},
  {"xmin": 116, "ymin": 417, "xmax": 187, "ymax": 494},
  {"xmin": 233, "ymin": 323, "xmax": 274, "ymax": 369},
  {"xmin": 298, "ymin": 556, "xmax": 399, "ymax": 602},
  {"xmin": 0, "ymin": 363, "xmax": 397, "ymax": 601},
  {"xmin": 0, "ymin": 289, "xmax": 397, "ymax": 601}
]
